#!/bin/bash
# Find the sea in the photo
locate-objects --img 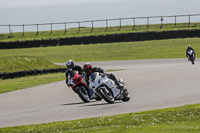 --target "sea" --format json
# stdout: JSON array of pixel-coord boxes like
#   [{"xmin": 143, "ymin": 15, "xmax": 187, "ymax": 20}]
[{"xmin": 0, "ymin": 0, "xmax": 200, "ymax": 33}]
